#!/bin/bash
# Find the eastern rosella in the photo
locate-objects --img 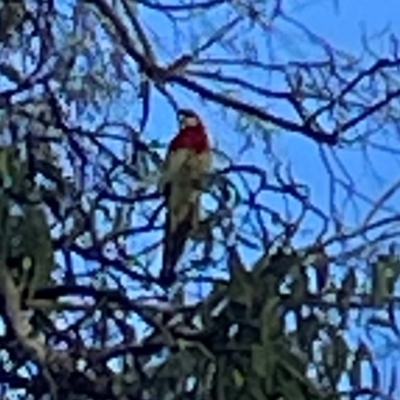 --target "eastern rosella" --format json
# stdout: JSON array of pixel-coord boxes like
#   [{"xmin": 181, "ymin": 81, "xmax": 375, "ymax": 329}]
[{"xmin": 159, "ymin": 109, "xmax": 211, "ymax": 283}]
